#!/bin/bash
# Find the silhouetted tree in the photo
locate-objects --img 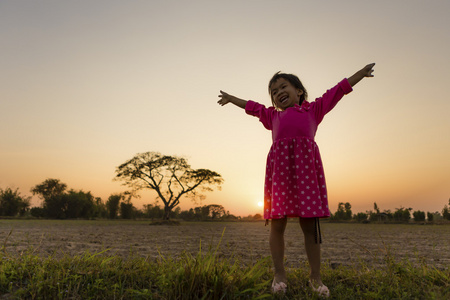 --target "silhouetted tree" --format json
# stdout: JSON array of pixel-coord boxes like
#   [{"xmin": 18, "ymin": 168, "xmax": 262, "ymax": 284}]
[
  {"xmin": 194, "ymin": 206, "xmax": 202, "ymax": 220},
  {"xmin": 201, "ymin": 205, "xmax": 210, "ymax": 220},
  {"xmin": 106, "ymin": 194, "xmax": 122, "ymax": 219},
  {"xmin": 31, "ymin": 179, "xmax": 67, "ymax": 201},
  {"xmin": 143, "ymin": 203, "xmax": 164, "ymax": 219},
  {"xmin": 171, "ymin": 206, "xmax": 181, "ymax": 219},
  {"xmin": 31, "ymin": 179, "xmax": 97, "ymax": 219},
  {"xmin": 382, "ymin": 210, "xmax": 394, "ymax": 221},
  {"xmin": 253, "ymin": 213, "xmax": 263, "ymax": 220},
  {"xmin": 333, "ymin": 202, "xmax": 352, "ymax": 220},
  {"xmin": 63, "ymin": 190, "xmax": 95, "ymax": 219},
  {"xmin": 368, "ymin": 202, "xmax": 393, "ymax": 222},
  {"xmin": 115, "ymin": 152, "xmax": 223, "ymax": 220},
  {"xmin": 374, "ymin": 202, "xmax": 380, "ymax": 214},
  {"xmin": 179, "ymin": 208, "xmax": 196, "ymax": 220},
  {"xmin": 430, "ymin": 211, "xmax": 442, "ymax": 221},
  {"xmin": 333, "ymin": 202, "xmax": 345, "ymax": 220},
  {"xmin": 94, "ymin": 197, "xmax": 108, "ymax": 218},
  {"xmin": 413, "ymin": 210, "xmax": 425, "ymax": 222},
  {"xmin": 222, "ymin": 210, "xmax": 239, "ymax": 221},
  {"xmin": 207, "ymin": 204, "xmax": 226, "ymax": 220},
  {"xmin": 393, "ymin": 207, "xmax": 411, "ymax": 222},
  {"xmin": 426, "ymin": 212, "xmax": 434, "ymax": 222},
  {"xmin": 0, "ymin": 187, "xmax": 31, "ymax": 217},
  {"xmin": 30, "ymin": 207, "xmax": 45, "ymax": 218},
  {"xmin": 368, "ymin": 210, "xmax": 378, "ymax": 222},
  {"xmin": 442, "ymin": 199, "xmax": 450, "ymax": 220},
  {"xmin": 120, "ymin": 200, "xmax": 134, "ymax": 219},
  {"xmin": 354, "ymin": 212, "xmax": 368, "ymax": 222},
  {"xmin": 119, "ymin": 191, "xmax": 139, "ymax": 219},
  {"xmin": 344, "ymin": 202, "xmax": 352, "ymax": 220},
  {"xmin": 176, "ymin": 205, "xmax": 237, "ymax": 221},
  {"xmin": 31, "ymin": 179, "xmax": 67, "ymax": 218}
]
